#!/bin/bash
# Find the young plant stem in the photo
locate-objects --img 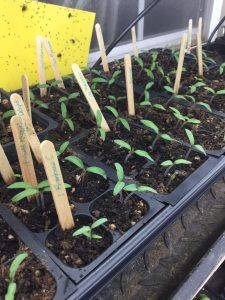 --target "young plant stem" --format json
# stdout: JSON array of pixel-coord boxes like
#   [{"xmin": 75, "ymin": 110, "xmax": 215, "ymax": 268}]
[
  {"xmin": 152, "ymin": 135, "xmax": 160, "ymax": 149},
  {"xmin": 124, "ymin": 152, "xmax": 133, "ymax": 163},
  {"xmin": 185, "ymin": 147, "xmax": 192, "ymax": 159},
  {"xmin": 124, "ymin": 191, "xmax": 135, "ymax": 203},
  {"xmin": 164, "ymin": 165, "xmax": 173, "ymax": 176},
  {"xmin": 165, "ymin": 96, "xmax": 174, "ymax": 106}
]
